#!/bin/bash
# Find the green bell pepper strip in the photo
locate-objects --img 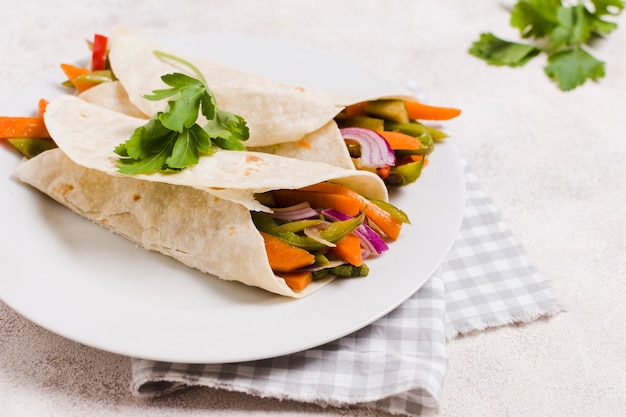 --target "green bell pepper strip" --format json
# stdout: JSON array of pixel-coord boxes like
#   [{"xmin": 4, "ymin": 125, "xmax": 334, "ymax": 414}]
[
  {"xmin": 368, "ymin": 198, "xmax": 411, "ymax": 224},
  {"xmin": 385, "ymin": 158, "xmax": 425, "ymax": 186},
  {"xmin": 275, "ymin": 219, "xmax": 323, "ymax": 233},
  {"xmin": 252, "ymin": 210, "xmax": 366, "ymax": 251}
]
